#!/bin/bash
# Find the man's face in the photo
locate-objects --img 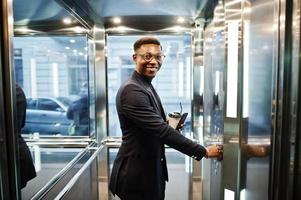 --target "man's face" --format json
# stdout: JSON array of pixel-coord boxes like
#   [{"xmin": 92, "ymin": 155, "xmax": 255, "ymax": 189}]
[{"xmin": 133, "ymin": 44, "xmax": 163, "ymax": 79}]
